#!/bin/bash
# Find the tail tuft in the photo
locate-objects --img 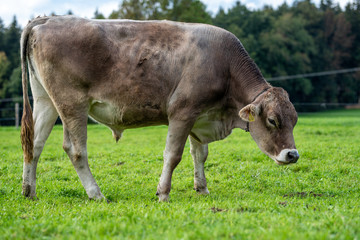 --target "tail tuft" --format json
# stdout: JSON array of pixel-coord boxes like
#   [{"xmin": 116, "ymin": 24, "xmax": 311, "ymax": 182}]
[{"xmin": 21, "ymin": 100, "xmax": 34, "ymax": 163}]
